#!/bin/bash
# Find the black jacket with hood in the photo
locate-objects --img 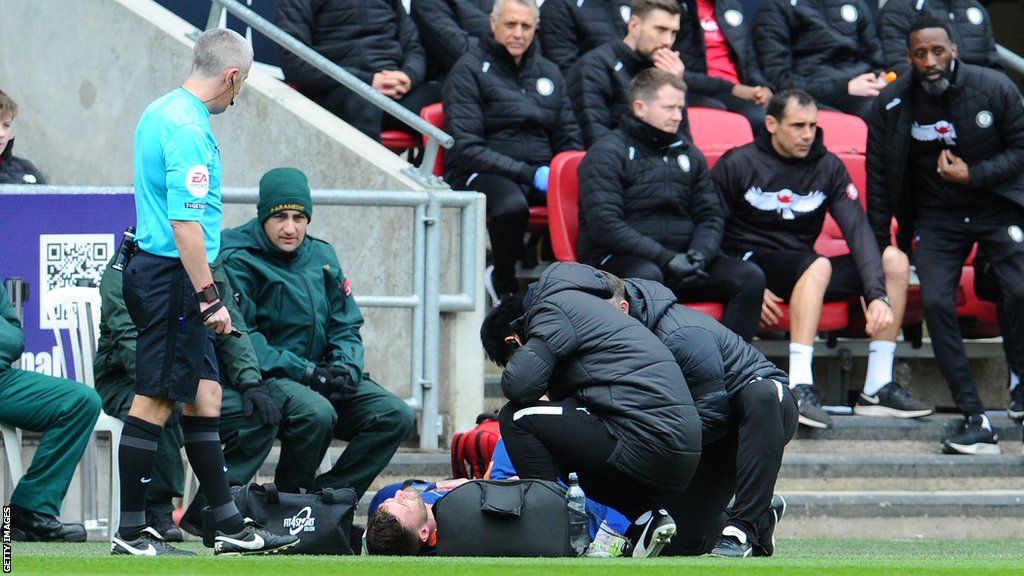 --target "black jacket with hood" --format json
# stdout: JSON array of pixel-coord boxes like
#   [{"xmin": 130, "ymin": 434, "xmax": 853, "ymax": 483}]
[
  {"xmin": 877, "ymin": 0, "xmax": 1000, "ymax": 72},
  {"xmin": 538, "ymin": 0, "xmax": 631, "ymax": 72},
  {"xmin": 410, "ymin": 0, "xmax": 493, "ymax": 81},
  {"xmin": 0, "ymin": 139, "xmax": 45, "ymax": 185}
]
